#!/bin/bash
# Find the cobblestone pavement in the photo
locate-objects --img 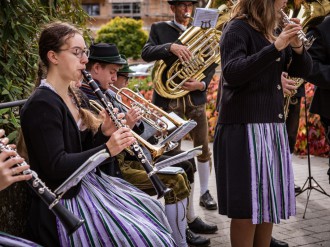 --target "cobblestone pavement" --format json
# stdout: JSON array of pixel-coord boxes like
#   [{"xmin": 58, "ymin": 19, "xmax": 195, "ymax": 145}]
[{"xmin": 181, "ymin": 141, "xmax": 330, "ymax": 247}]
